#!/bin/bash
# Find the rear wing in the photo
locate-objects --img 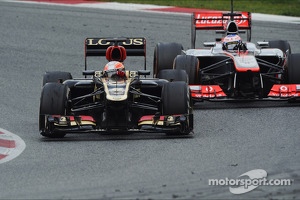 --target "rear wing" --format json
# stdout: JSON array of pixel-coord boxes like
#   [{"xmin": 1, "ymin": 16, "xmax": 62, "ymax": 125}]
[
  {"xmin": 84, "ymin": 37, "xmax": 146, "ymax": 70},
  {"xmin": 191, "ymin": 11, "xmax": 251, "ymax": 48}
]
